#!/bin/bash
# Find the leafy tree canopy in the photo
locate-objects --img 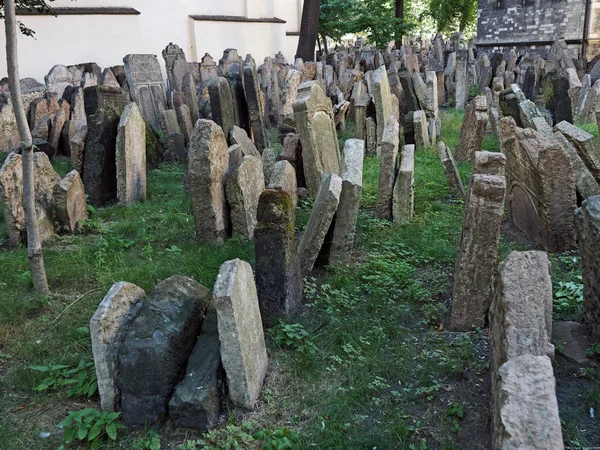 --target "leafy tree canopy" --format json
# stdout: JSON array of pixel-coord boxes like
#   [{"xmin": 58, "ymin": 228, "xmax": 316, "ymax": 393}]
[
  {"xmin": 426, "ymin": 0, "xmax": 477, "ymax": 34},
  {"xmin": 0, "ymin": 0, "xmax": 55, "ymax": 36}
]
